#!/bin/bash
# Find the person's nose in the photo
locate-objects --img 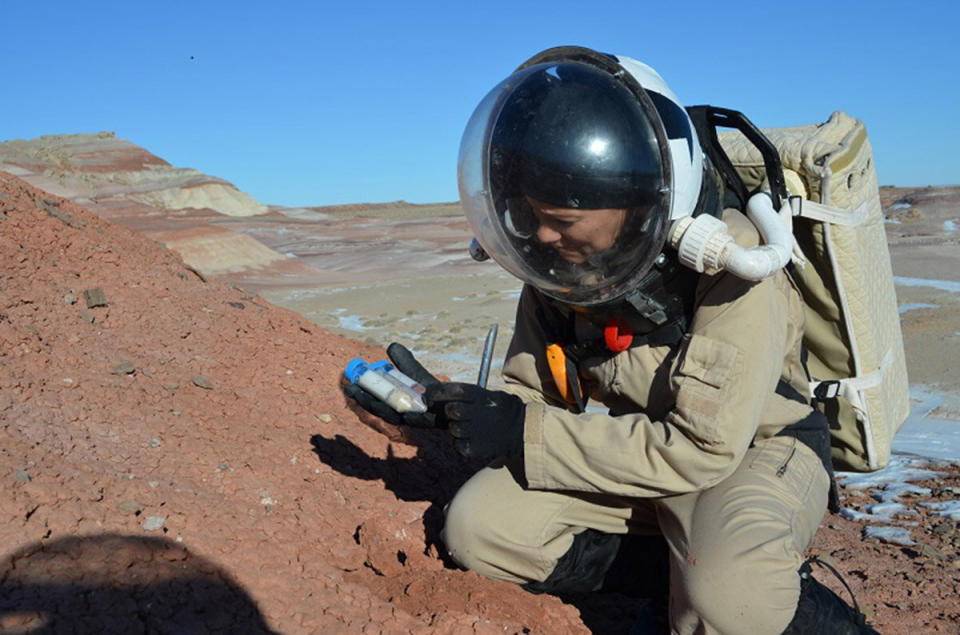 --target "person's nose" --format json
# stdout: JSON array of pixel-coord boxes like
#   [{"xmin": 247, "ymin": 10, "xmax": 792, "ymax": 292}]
[{"xmin": 536, "ymin": 222, "xmax": 562, "ymax": 244}]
